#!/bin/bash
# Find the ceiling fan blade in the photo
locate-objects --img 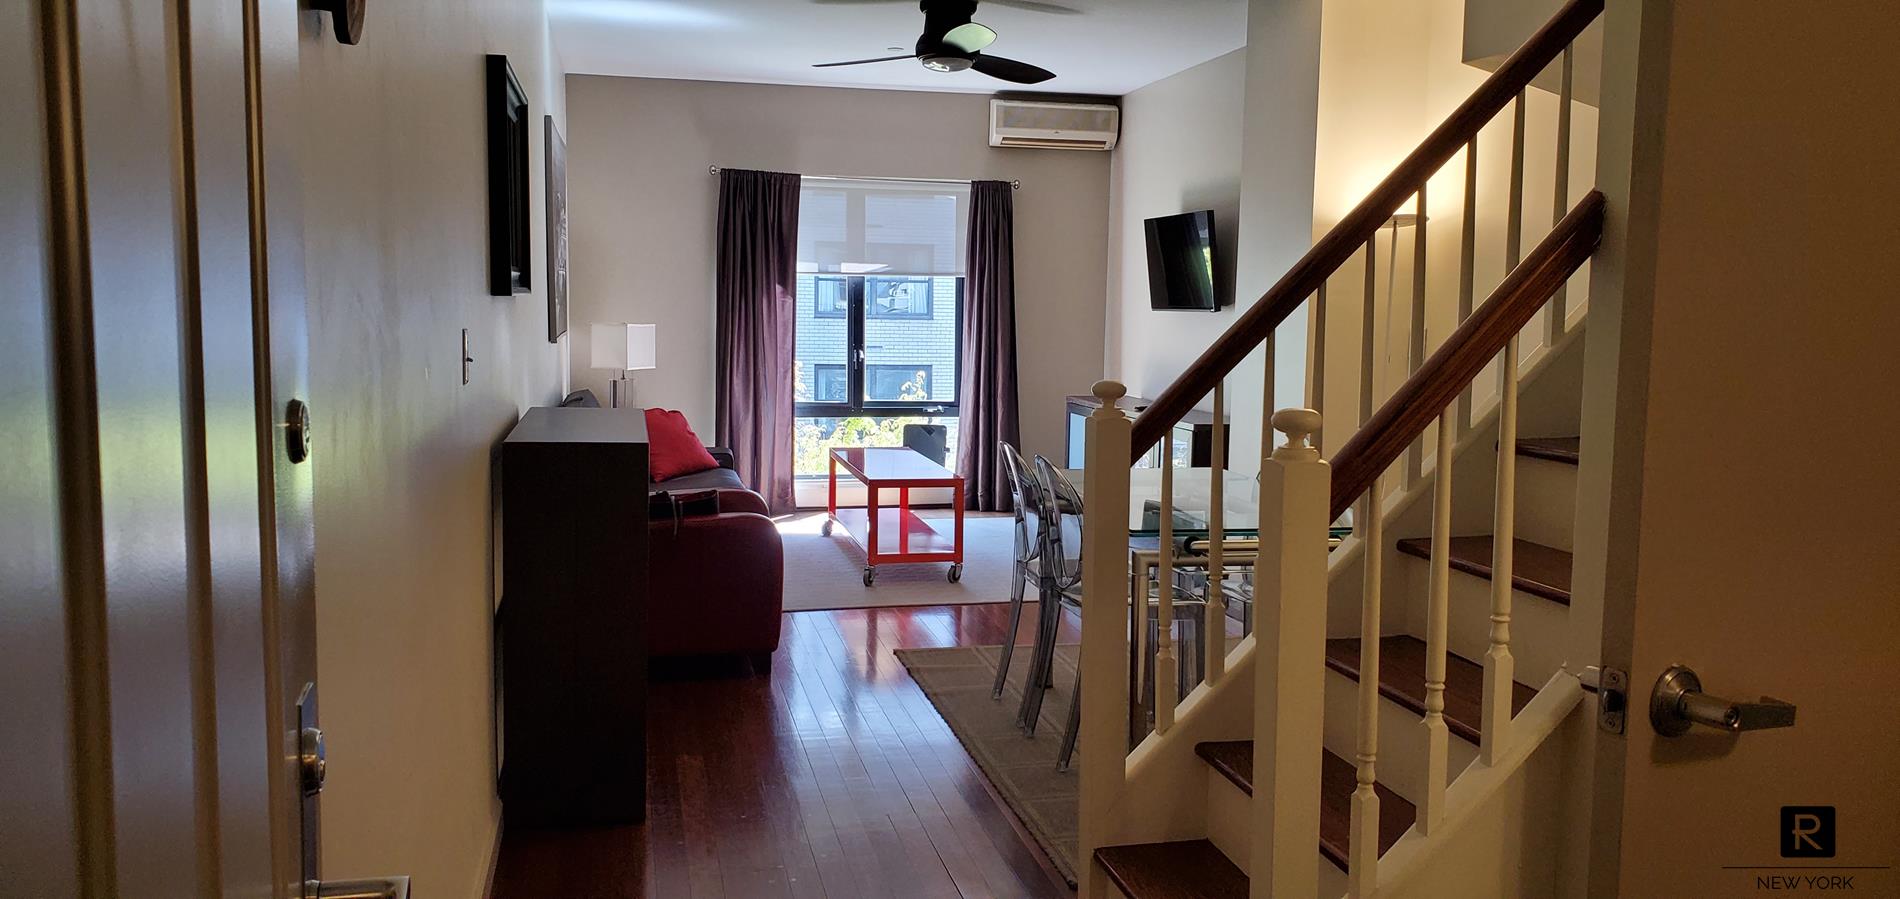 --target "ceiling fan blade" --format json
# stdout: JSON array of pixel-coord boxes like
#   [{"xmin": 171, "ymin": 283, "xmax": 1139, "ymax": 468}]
[
  {"xmin": 969, "ymin": 54, "xmax": 1056, "ymax": 84},
  {"xmin": 986, "ymin": 0, "xmax": 1083, "ymax": 15},
  {"xmin": 942, "ymin": 22, "xmax": 997, "ymax": 54},
  {"xmin": 812, "ymin": 53, "xmax": 919, "ymax": 68}
]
